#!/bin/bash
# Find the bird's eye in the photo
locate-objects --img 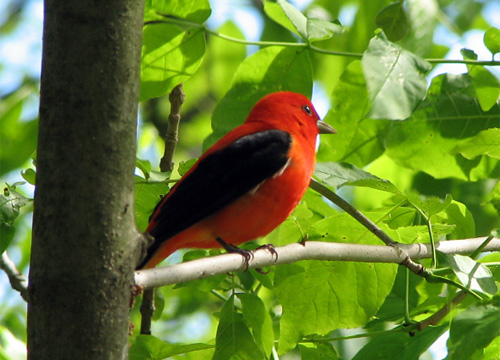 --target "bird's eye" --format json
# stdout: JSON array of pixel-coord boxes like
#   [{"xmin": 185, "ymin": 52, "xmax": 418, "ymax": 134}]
[{"xmin": 302, "ymin": 105, "xmax": 313, "ymax": 115}]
